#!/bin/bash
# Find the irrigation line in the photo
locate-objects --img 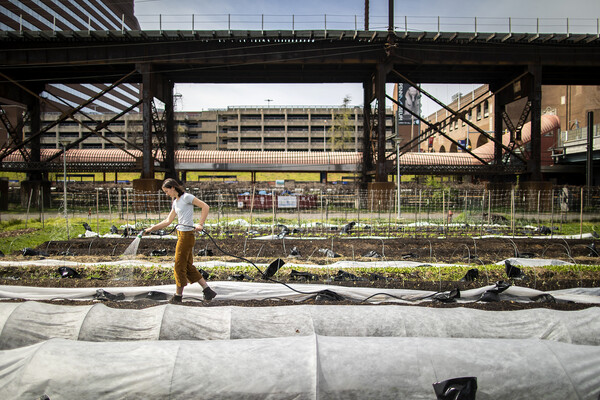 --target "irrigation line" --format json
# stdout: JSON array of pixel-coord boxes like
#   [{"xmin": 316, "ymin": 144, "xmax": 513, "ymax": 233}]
[{"xmin": 200, "ymin": 229, "xmax": 452, "ymax": 303}]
